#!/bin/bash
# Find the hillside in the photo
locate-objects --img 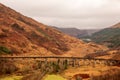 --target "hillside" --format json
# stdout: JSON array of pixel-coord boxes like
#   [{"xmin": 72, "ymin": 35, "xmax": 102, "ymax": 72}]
[
  {"xmin": 55, "ymin": 27, "xmax": 99, "ymax": 38},
  {"xmin": 85, "ymin": 22, "xmax": 120, "ymax": 59},
  {"xmin": 90, "ymin": 23, "xmax": 120, "ymax": 48},
  {"xmin": 102, "ymin": 47, "xmax": 120, "ymax": 60},
  {"xmin": 111, "ymin": 22, "xmax": 120, "ymax": 28},
  {"xmin": 0, "ymin": 3, "xmax": 107, "ymax": 57}
]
